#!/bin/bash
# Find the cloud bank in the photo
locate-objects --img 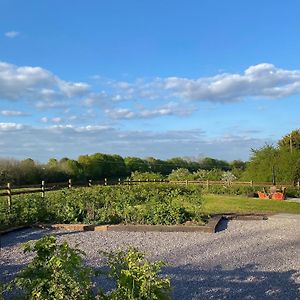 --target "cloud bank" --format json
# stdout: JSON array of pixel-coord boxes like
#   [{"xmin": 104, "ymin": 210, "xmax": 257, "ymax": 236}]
[
  {"xmin": 0, "ymin": 61, "xmax": 297, "ymax": 160},
  {"xmin": 0, "ymin": 122, "xmax": 267, "ymax": 161},
  {"xmin": 108, "ymin": 63, "xmax": 300, "ymax": 103}
]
